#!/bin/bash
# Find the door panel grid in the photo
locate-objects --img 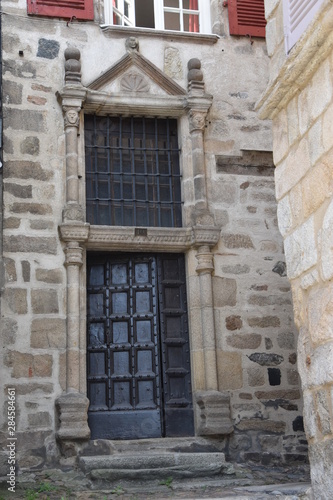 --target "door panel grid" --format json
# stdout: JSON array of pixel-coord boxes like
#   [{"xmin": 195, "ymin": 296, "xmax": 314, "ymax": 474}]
[{"xmin": 87, "ymin": 253, "xmax": 194, "ymax": 439}]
